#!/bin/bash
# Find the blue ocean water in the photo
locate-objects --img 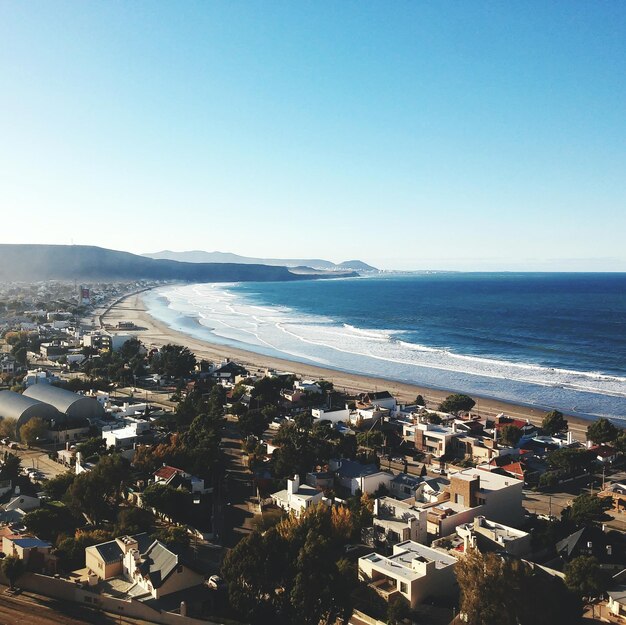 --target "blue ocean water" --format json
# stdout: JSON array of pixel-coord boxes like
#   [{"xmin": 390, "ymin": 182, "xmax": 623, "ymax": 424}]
[{"xmin": 144, "ymin": 273, "xmax": 626, "ymax": 422}]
